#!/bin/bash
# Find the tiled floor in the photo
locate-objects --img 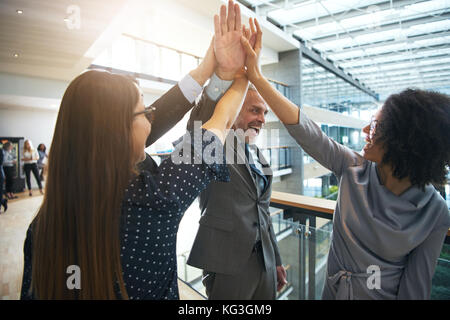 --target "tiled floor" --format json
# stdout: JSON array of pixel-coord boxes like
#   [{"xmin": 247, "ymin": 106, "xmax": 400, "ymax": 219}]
[
  {"xmin": 0, "ymin": 190, "xmax": 203, "ymax": 300},
  {"xmin": 0, "ymin": 191, "xmax": 42, "ymax": 300}
]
